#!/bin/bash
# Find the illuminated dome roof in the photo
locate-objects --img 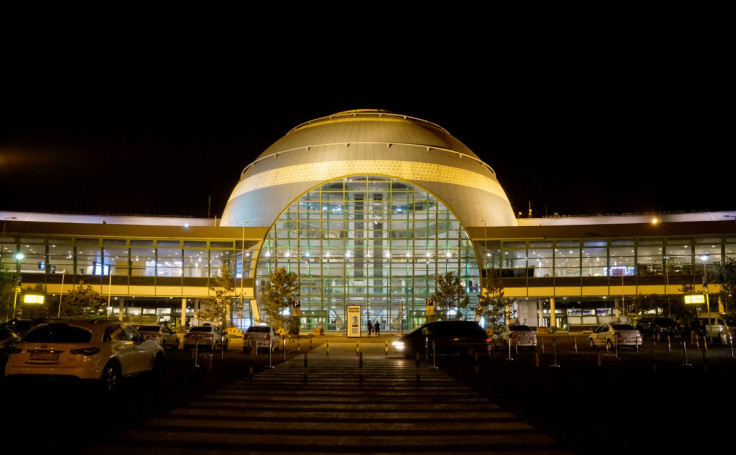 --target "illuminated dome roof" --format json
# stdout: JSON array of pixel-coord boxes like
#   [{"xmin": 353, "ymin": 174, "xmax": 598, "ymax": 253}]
[{"xmin": 221, "ymin": 109, "xmax": 517, "ymax": 227}]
